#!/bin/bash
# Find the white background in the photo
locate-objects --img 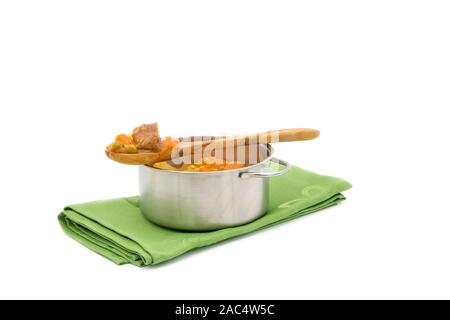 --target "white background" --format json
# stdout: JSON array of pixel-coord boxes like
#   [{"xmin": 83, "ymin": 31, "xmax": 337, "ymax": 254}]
[{"xmin": 1, "ymin": 1, "xmax": 449, "ymax": 299}]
